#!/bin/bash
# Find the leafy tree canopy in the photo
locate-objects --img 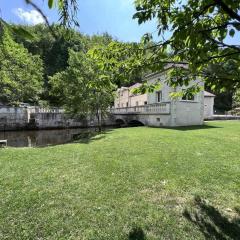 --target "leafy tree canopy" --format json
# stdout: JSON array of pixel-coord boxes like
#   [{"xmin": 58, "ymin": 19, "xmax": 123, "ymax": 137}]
[
  {"xmin": 49, "ymin": 49, "xmax": 116, "ymax": 130},
  {"xmin": 0, "ymin": 28, "xmax": 44, "ymax": 105},
  {"xmin": 131, "ymin": 0, "xmax": 240, "ymax": 92},
  {"xmin": 2, "ymin": 0, "xmax": 239, "ymax": 107},
  {"xmin": 10, "ymin": 24, "xmax": 116, "ymax": 105}
]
